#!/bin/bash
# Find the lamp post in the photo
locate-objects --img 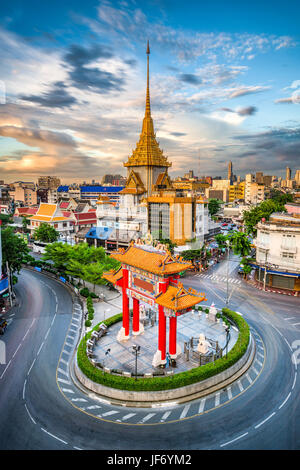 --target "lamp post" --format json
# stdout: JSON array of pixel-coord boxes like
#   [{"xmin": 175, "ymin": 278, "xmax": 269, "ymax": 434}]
[
  {"xmin": 263, "ymin": 250, "xmax": 268, "ymax": 291},
  {"xmin": 225, "ymin": 325, "xmax": 230, "ymax": 358},
  {"xmin": 225, "ymin": 240, "xmax": 230, "ymax": 306},
  {"xmin": 132, "ymin": 344, "xmax": 141, "ymax": 381},
  {"xmin": 103, "ymin": 348, "xmax": 111, "ymax": 371}
]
